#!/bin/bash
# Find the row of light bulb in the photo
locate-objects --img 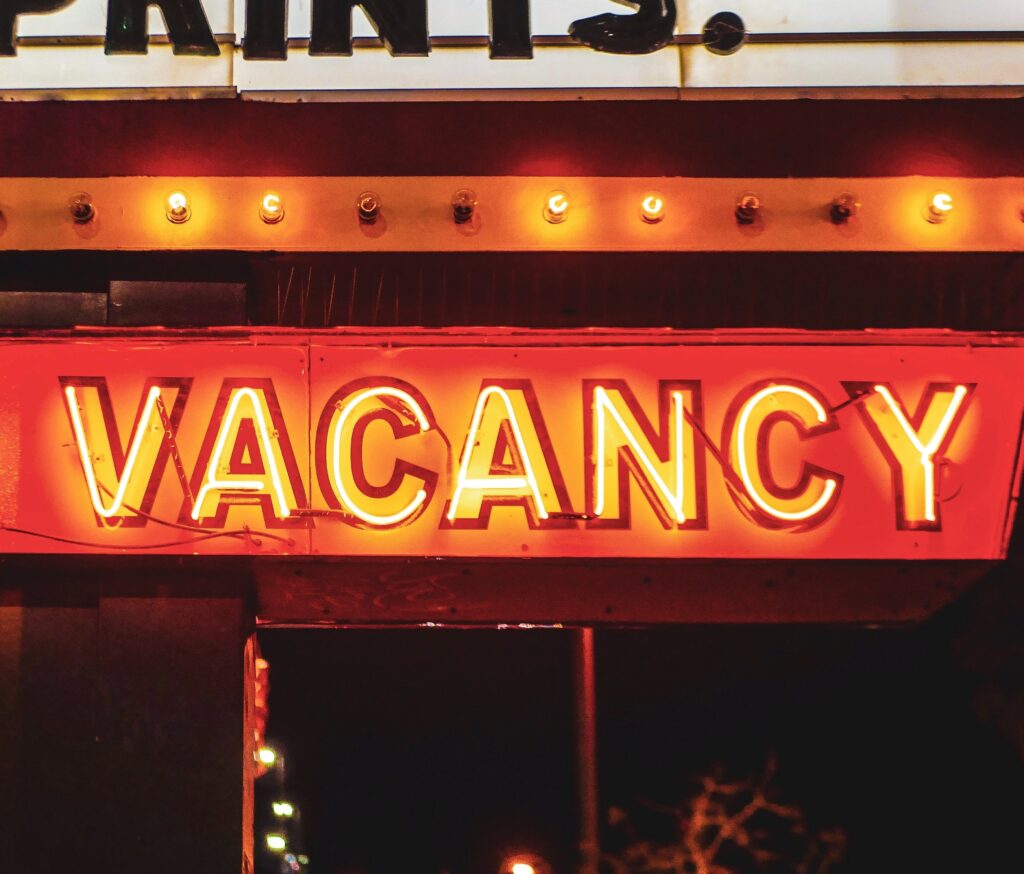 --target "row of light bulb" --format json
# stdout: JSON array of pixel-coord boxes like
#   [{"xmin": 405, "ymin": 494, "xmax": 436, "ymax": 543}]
[{"xmin": 42, "ymin": 188, "xmax": 963, "ymax": 229}]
